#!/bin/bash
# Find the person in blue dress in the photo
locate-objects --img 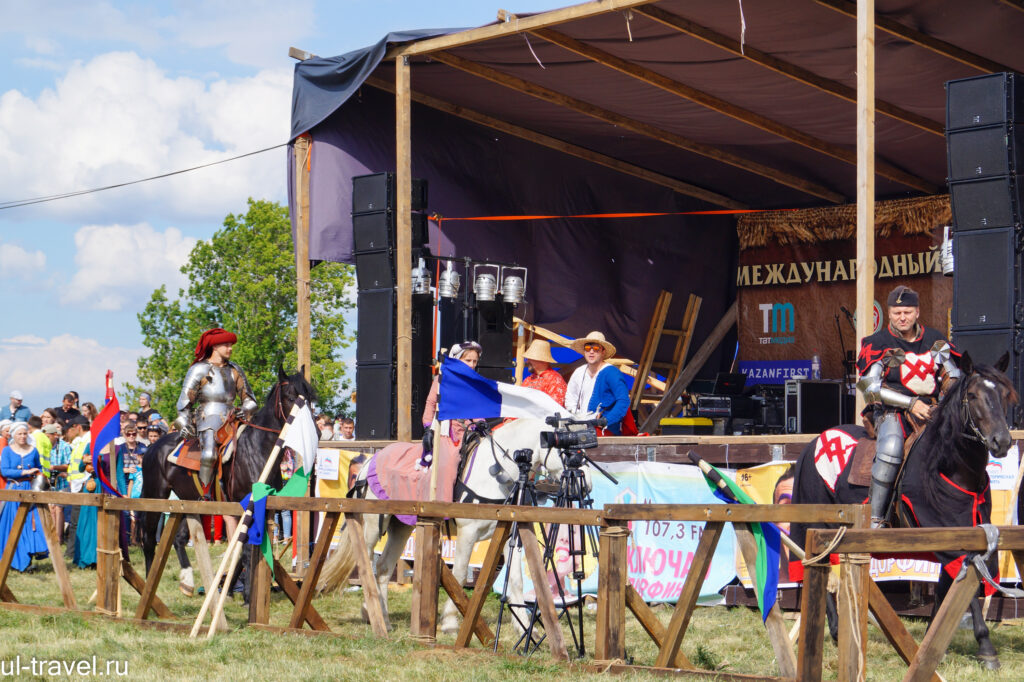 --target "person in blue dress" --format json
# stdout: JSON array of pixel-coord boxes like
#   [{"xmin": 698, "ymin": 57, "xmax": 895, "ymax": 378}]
[{"xmin": 0, "ymin": 422, "xmax": 50, "ymax": 572}]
